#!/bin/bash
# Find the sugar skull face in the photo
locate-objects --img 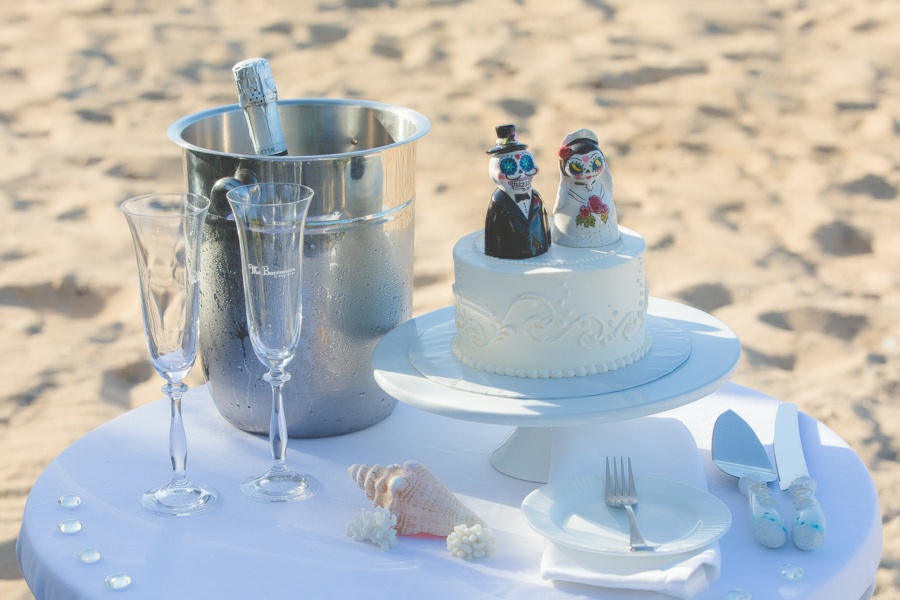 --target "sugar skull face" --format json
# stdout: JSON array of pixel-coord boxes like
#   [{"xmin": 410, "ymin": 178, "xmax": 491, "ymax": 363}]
[
  {"xmin": 489, "ymin": 150, "xmax": 539, "ymax": 196},
  {"xmin": 562, "ymin": 150, "xmax": 605, "ymax": 185}
]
